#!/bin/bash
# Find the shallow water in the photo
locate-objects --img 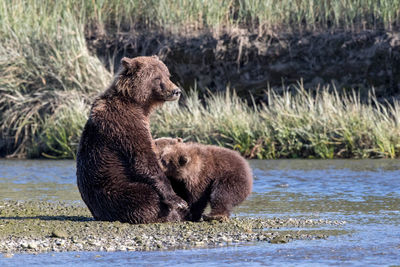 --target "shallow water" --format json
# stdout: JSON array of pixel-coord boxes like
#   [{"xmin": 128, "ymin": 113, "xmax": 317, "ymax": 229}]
[{"xmin": 1, "ymin": 159, "xmax": 399, "ymax": 266}]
